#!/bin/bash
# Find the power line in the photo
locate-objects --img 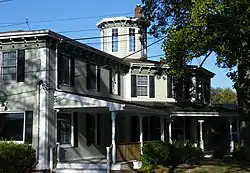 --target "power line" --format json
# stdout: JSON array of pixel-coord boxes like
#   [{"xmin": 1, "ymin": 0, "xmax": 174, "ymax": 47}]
[{"xmin": 0, "ymin": 12, "xmax": 133, "ymax": 28}]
